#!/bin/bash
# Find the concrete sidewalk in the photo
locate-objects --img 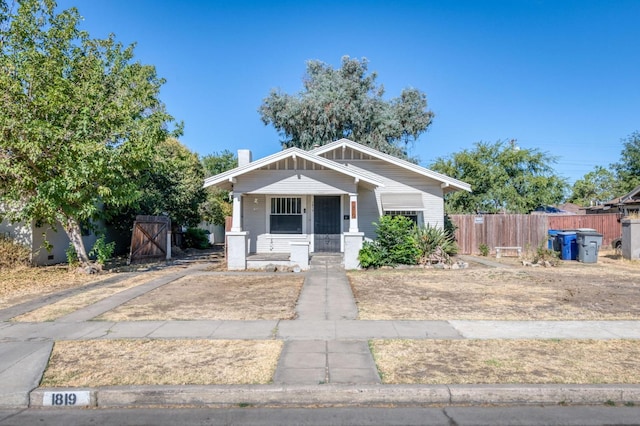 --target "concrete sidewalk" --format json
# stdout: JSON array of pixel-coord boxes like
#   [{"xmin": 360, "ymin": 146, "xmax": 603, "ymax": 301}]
[{"xmin": 2, "ymin": 255, "xmax": 640, "ymax": 408}]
